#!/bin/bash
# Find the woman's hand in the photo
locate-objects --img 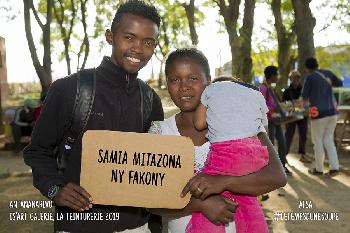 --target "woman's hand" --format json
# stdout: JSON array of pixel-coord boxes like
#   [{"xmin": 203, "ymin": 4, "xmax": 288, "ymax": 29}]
[
  {"xmin": 181, "ymin": 173, "xmax": 230, "ymax": 200},
  {"xmin": 195, "ymin": 195, "xmax": 237, "ymax": 225}
]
